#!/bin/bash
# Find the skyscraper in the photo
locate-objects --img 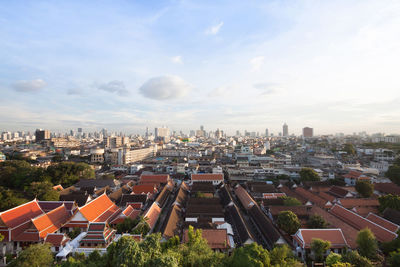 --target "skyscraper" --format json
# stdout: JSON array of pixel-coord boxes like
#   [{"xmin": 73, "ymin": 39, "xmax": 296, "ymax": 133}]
[
  {"xmin": 155, "ymin": 127, "xmax": 170, "ymax": 142},
  {"xmin": 303, "ymin": 127, "xmax": 313, "ymax": 138},
  {"xmin": 283, "ymin": 123, "xmax": 288, "ymax": 137},
  {"xmin": 35, "ymin": 129, "xmax": 50, "ymax": 142},
  {"xmin": 265, "ymin": 128, "xmax": 269, "ymax": 137}
]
